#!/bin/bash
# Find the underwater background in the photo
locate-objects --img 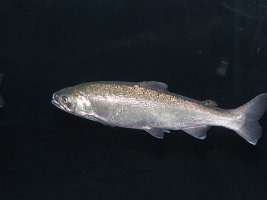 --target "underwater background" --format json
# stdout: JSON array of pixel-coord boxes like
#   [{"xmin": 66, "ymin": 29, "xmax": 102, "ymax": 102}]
[{"xmin": 1, "ymin": 0, "xmax": 267, "ymax": 199}]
